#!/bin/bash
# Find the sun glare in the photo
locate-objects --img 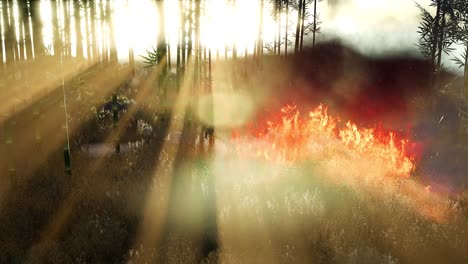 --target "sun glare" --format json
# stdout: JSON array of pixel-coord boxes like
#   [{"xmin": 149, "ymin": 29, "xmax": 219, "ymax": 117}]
[
  {"xmin": 109, "ymin": 0, "xmax": 284, "ymax": 61},
  {"xmin": 113, "ymin": 0, "xmax": 158, "ymax": 62}
]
